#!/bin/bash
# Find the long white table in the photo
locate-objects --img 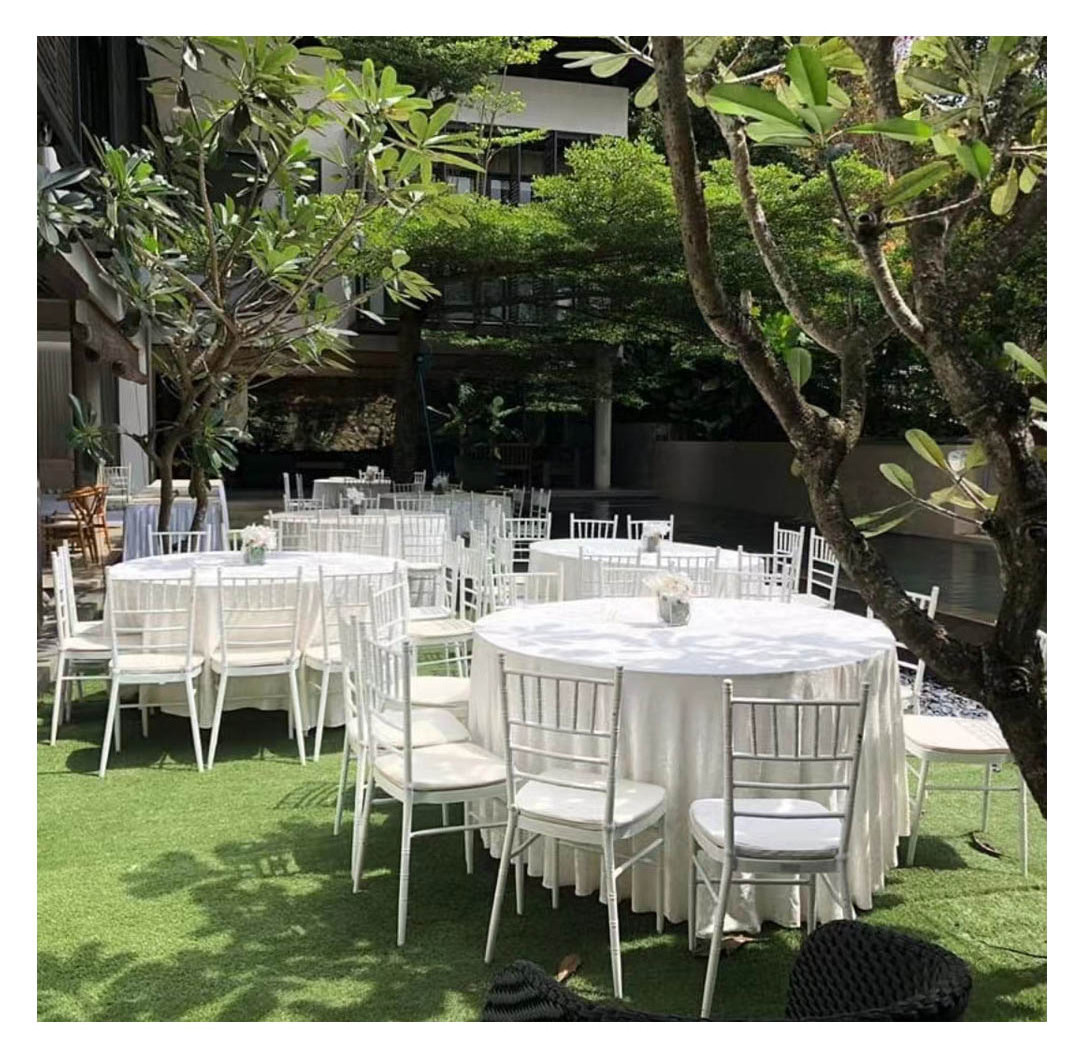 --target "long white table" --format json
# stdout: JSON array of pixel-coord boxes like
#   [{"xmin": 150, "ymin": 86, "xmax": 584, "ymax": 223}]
[{"xmin": 468, "ymin": 596, "xmax": 906, "ymax": 933}]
